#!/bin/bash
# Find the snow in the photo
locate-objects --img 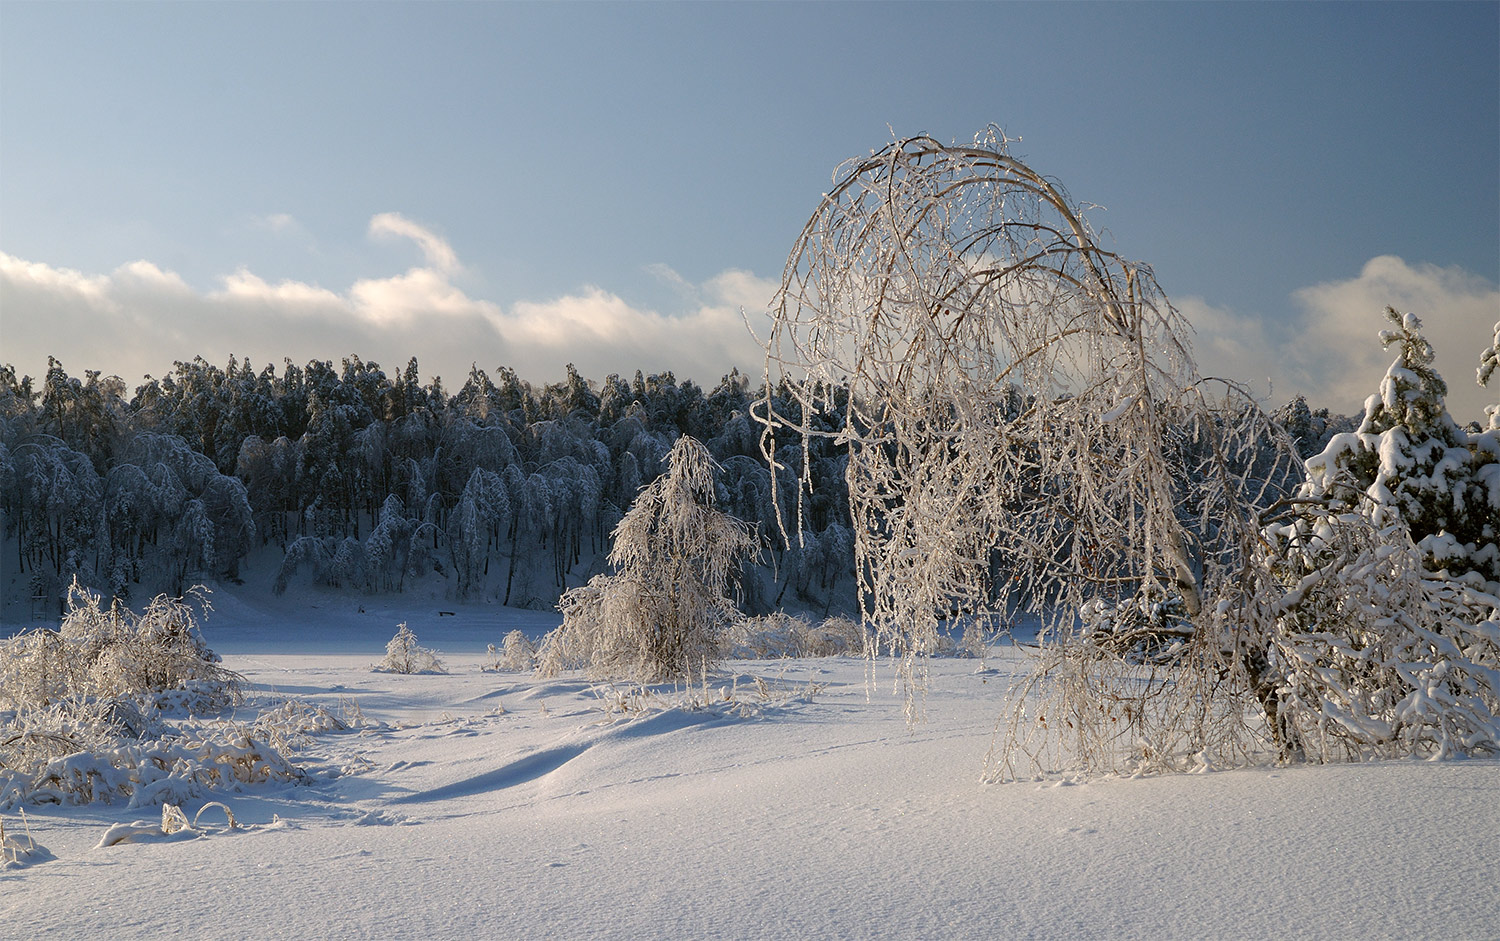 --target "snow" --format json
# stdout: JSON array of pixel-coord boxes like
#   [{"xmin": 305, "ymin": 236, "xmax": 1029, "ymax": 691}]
[{"xmin": 3, "ymin": 585, "xmax": 1498, "ymax": 939}]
